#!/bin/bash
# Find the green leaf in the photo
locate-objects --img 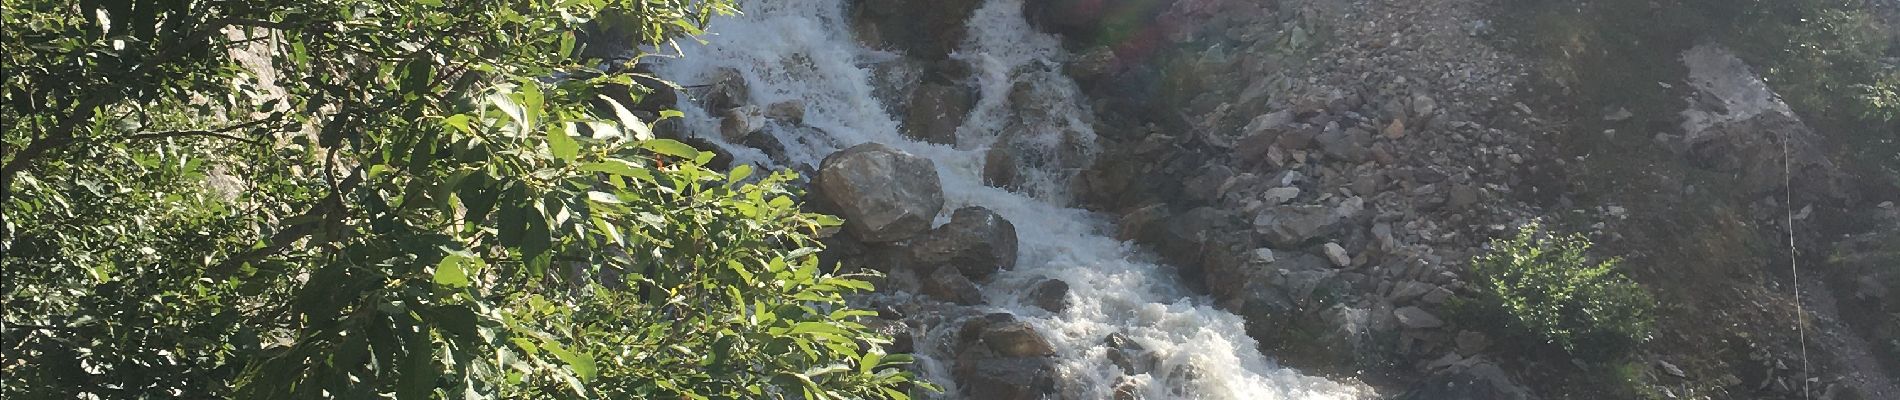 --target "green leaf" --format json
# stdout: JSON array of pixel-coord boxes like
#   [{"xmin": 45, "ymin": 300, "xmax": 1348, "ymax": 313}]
[
  {"xmin": 547, "ymin": 124, "xmax": 579, "ymax": 162},
  {"xmin": 442, "ymin": 114, "xmax": 474, "ymax": 134},
  {"xmin": 597, "ymin": 94, "xmax": 653, "ymax": 140},
  {"xmin": 542, "ymin": 342, "xmax": 597, "ymax": 381},
  {"xmin": 585, "ymin": 191, "xmax": 621, "ymax": 204},
  {"xmin": 728, "ymin": 163, "xmax": 753, "ymax": 184},
  {"xmin": 578, "ymin": 159, "xmax": 651, "ymax": 181},
  {"xmin": 640, "ymin": 139, "xmax": 701, "ymax": 160},
  {"xmin": 433, "ymin": 250, "xmax": 478, "ymax": 288}
]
